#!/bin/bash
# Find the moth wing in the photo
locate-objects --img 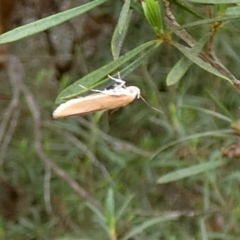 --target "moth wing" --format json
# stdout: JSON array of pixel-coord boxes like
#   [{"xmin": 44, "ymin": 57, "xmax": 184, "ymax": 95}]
[{"xmin": 52, "ymin": 93, "xmax": 135, "ymax": 119}]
